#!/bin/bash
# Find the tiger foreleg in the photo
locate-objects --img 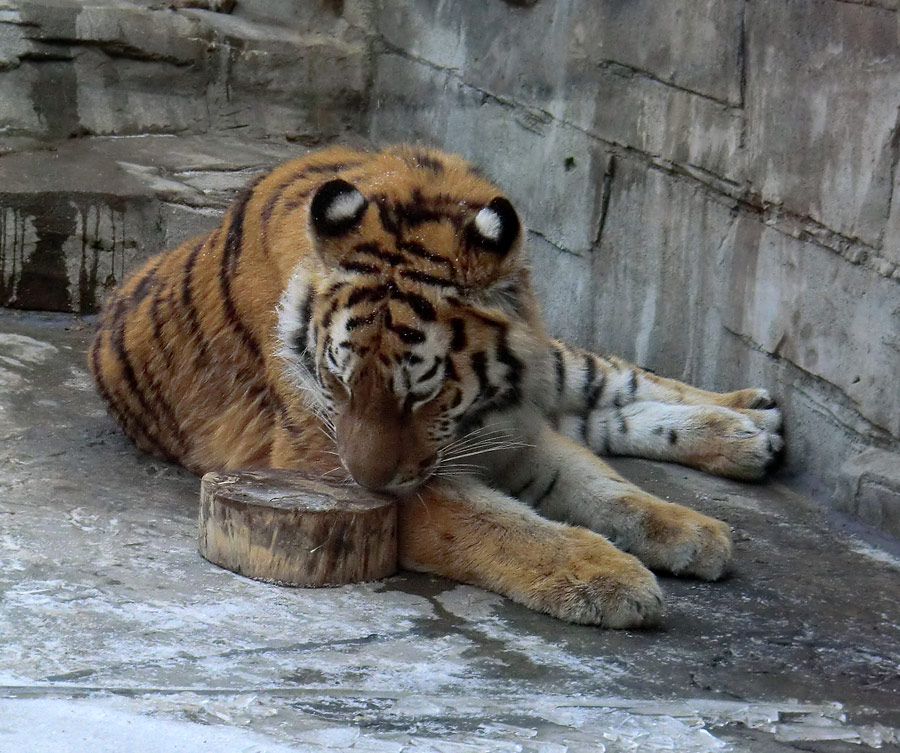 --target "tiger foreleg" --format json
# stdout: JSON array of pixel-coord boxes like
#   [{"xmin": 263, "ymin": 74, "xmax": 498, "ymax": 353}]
[
  {"xmin": 500, "ymin": 426, "xmax": 733, "ymax": 581},
  {"xmin": 398, "ymin": 478, "xmax": 663, "ymax": 628}
]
